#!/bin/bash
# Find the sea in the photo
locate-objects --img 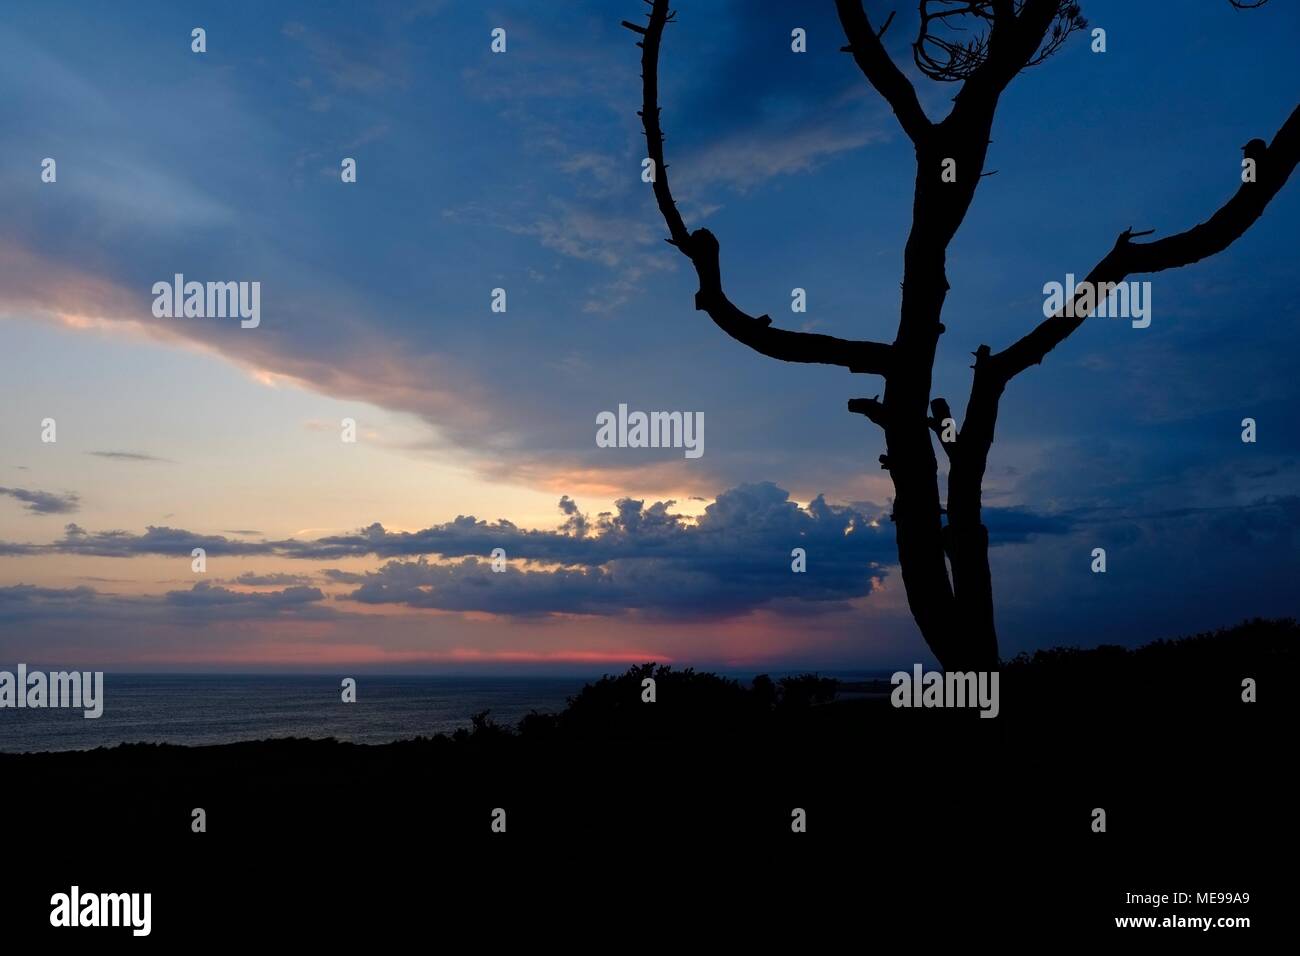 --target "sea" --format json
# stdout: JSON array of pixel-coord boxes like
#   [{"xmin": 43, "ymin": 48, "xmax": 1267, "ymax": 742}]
[
  {"xmin": 0, "ymin": 670, "xmax": 890, "ymax": 754},
  {"xmin": 0, "ymin": 675, "xmax": 586, "ymax": 754}
]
